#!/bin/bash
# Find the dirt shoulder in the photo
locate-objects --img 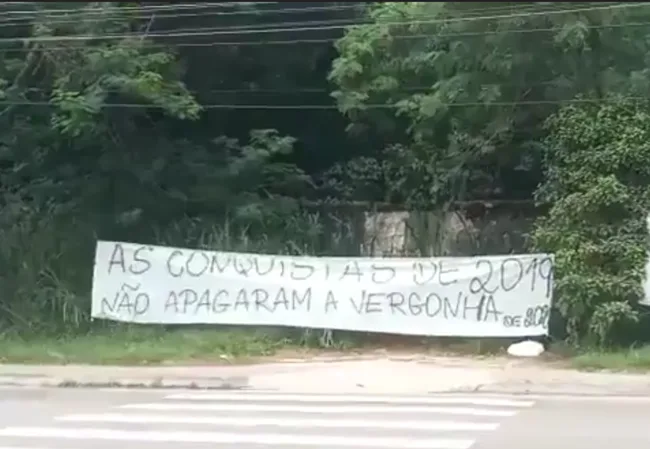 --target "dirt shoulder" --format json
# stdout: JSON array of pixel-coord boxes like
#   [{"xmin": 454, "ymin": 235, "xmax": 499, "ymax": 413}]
[{"xmin": 1, "ymin": 328, "xmax": 648, "ymax": 374}]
